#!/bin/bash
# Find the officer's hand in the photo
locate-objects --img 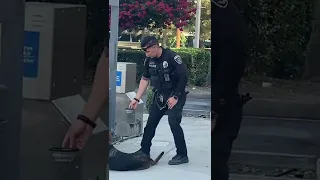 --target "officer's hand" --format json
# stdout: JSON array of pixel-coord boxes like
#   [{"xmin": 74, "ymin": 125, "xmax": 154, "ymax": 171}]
[
  {"xmin": 168, "ymin": 97, "xmax": 178, "ymax": 109},
  {"xmin": 62, "ymin": 120, "xmax": 93, "ymax": 149},
  {"xmin": 129, "ymin": 99, "xmax": 138, "ymax": 109}
]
